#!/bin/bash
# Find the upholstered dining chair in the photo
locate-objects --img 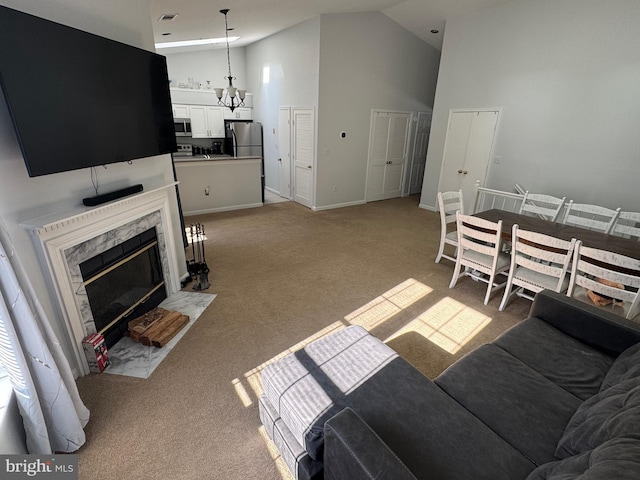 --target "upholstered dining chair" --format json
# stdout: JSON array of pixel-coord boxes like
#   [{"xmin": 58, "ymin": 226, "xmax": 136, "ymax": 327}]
[
  {"xmin": 562, "ymin": 201, "xmax": 621, "ymax": 233},
  {"xmin": 611, "ymin": 211, "xmax": 640, "ymax": 241},
  {"xmin": 518, "ymin": 191, "xmax": 566, "ymax": 222},
  {"xmin": 435, "ymin": 190, "xmax": 463, "ymax": 264},
  {"xmin": 567, "ymin": 241, "xmax": 640, "ymax": 320},
  {"xmin": 449, "ymin": 212, "xmax": 510, "ymax": 305},
  {"xmin": 499, "ymin": 225, "xmax": 576, "ymax": 311}
]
